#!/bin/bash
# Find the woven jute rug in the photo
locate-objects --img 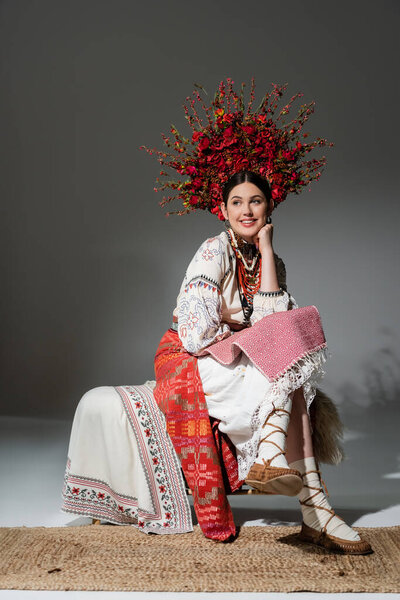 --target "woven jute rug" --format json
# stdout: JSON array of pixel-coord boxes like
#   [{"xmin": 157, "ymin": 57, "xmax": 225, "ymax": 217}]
[{"xmin": 1, "ymin": 524, "xmax": 399, "ymax": 593}]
